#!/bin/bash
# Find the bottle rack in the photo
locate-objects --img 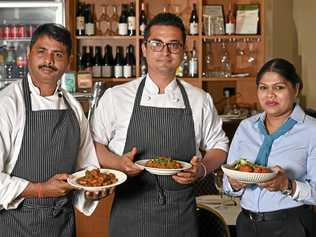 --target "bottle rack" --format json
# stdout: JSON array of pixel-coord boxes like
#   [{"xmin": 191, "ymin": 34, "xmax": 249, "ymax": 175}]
[{"xmin": 67, "ymin": 0, "xmax": 265, "ymax": 113}]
